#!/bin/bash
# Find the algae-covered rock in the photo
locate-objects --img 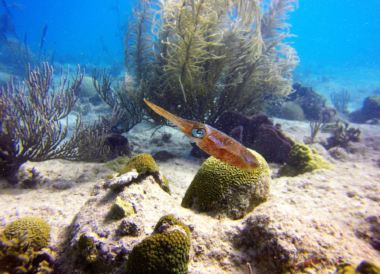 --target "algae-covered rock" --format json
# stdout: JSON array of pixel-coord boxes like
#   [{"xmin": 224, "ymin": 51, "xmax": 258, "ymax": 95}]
[
  {"xmin": 279, "ymin": 143, "xmax": 331, "ymax": 177},
  {"xmin": 107, "ymin": 154, "xmax": 159, "ymax": 175},
  {"xmin": 126, "ymin": 215, "xmax": 191, "ymax": 274},
  {"xmin": 182, "ymin": 149, "xmax": 270, "ymax": 219},
  {"xmin": 107, "ymin": 196, "xmax": 136, "ymax": 220},
  {"xmin": 106, "ymin": 154, "xmax": 170, "ymax": 193},
  {"xmin": 3, "ymin": 216, "xmax": 51, "ymax": 250}
]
